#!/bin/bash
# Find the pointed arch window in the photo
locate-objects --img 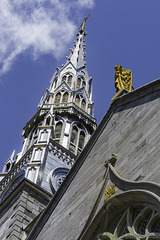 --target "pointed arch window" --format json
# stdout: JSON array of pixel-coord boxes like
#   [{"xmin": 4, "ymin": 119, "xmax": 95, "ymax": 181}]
[
  {"xmin": 67, "ymin": 75, "xmax": 72, "ymax": 87},
  {"xmin": 46, "ymin": 116, "xmax": 51, "ymax": 125},
  {"xmin": 75, "ymin": 95, "xmax": 80, "ymax": 106},
  {"xmin": 62, "ymin": 92, "xmax": 69, "ymax": 103},
  {"xmin": 78, "ymin": 131, "xmax": 85, "ymax": 149},
  {"xmin": 76, "ymin": 78, "xmax": 81, "ymax": 89},
  {"xmin": 55, "ymin": 92, "xmax": 61, "ymax": 103},
  {"xmin": 69, "ymin": 126, "xmax": 78, "ymax": 154},
  {"xmin": 71, "ymin": 126, "xmax": 78, "ymax": 145},
  {"xmin": 54, "ymin": 122, "xmax": 63, "ymax": 140},
  {"xmin": 81, "ymin": 99, "xmax": 86, "ymax": 110},
  {"xmin": 69, "ymin": 124, "xmax": 86, "ymax": 155},
  {"xmin": 62, "ymin": 75, "xmax": 66, "ymax": 83}
]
